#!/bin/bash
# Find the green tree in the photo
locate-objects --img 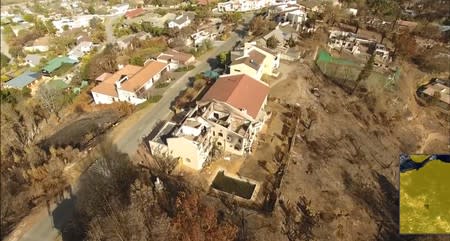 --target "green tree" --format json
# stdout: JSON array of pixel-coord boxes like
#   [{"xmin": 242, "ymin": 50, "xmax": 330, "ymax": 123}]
[
  {"xmin": 217, "ymin": 51, "xmax": 228, "ymax": 67},
  {"xmin": 90, "ymin": 18, "xmax": 106, "ymax": 44},
  {"xmin": 222, "ymin": 12, "xmax": 242, "ymax": 24},
  {"xmin": 352, "ymin": 54, "xmax": 375, "ymax": 94},
  {"xmin": 9, "ymin": 45, "xmax": 24, "ymax": 58},
  {"xmin": 45, "ymin": 20, "xmax": 57, "ymax": 34},
  {"xmin": 2, "ymin": 25, "xmax": 15, "ymax": 42},
  {"xmin": 266, "ymin": 36, "xmax": 279, "ymax": 49},
  {"xmin": 23, "ymin": 14, "xmax": 35, "ymax": 23},
  {"xmin": 130, "ymin": 22, "xmax": 143, "ymax": 33},
  {"xmin": 130, "ymin": 55, "xmax": 144, "ymax": 66},
  {"xmin": 88, "ymin": 5, "xmax": 96, "ymax": 14},
  {"xmin": 34, "ymin": 19, "xmax": 48, "ymax": 35},
  {"xmin": 141, "ymin": 21, "xmax": 153, "ymax": 33},
  {"xmin": 63, "ymin": 25, "xmax": 69, "ymax": 31},
  {"xmin": 0, "ymin": 53, "xmax": 10, "ymax": 68}
]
